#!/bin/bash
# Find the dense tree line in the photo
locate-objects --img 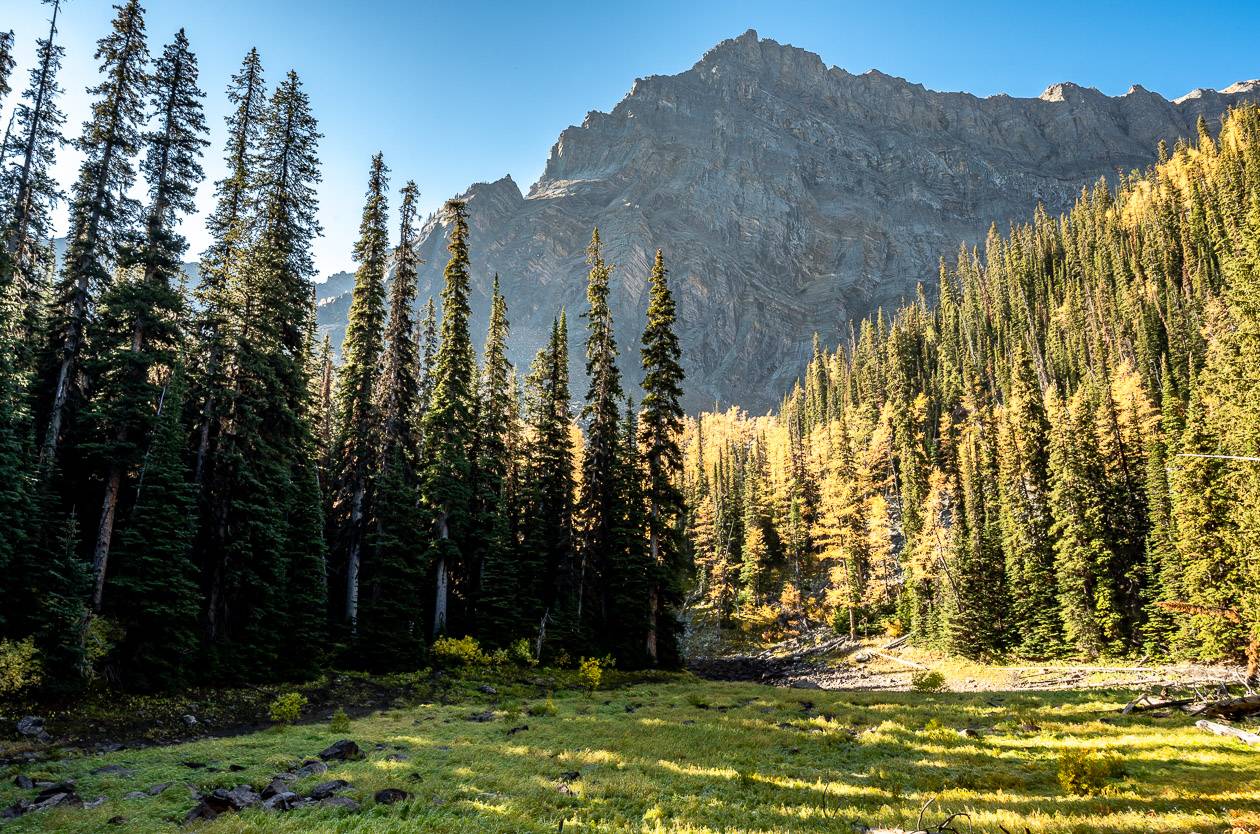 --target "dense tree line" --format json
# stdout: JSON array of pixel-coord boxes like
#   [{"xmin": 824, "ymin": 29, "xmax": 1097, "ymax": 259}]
[
  {"xmin": 686, "ymin": 107, "xmax": 1260, "ymax": 680},
  {"xmin": 0, "ymin": 2, "xmax": 687, "ymax": 692}
]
